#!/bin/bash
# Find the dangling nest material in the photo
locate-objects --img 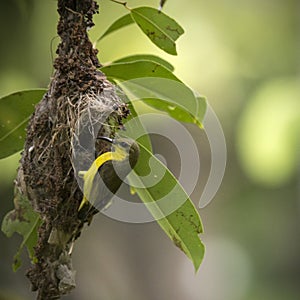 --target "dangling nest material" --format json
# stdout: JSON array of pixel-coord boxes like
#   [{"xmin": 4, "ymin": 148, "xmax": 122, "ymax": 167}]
[
  {"xmin": 14, "ymin": 0, "xmax": 130, "ymax": 299},
  {"xmin": 70, "ymin": 88, "xmax": 130, "ymax": 207}
]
